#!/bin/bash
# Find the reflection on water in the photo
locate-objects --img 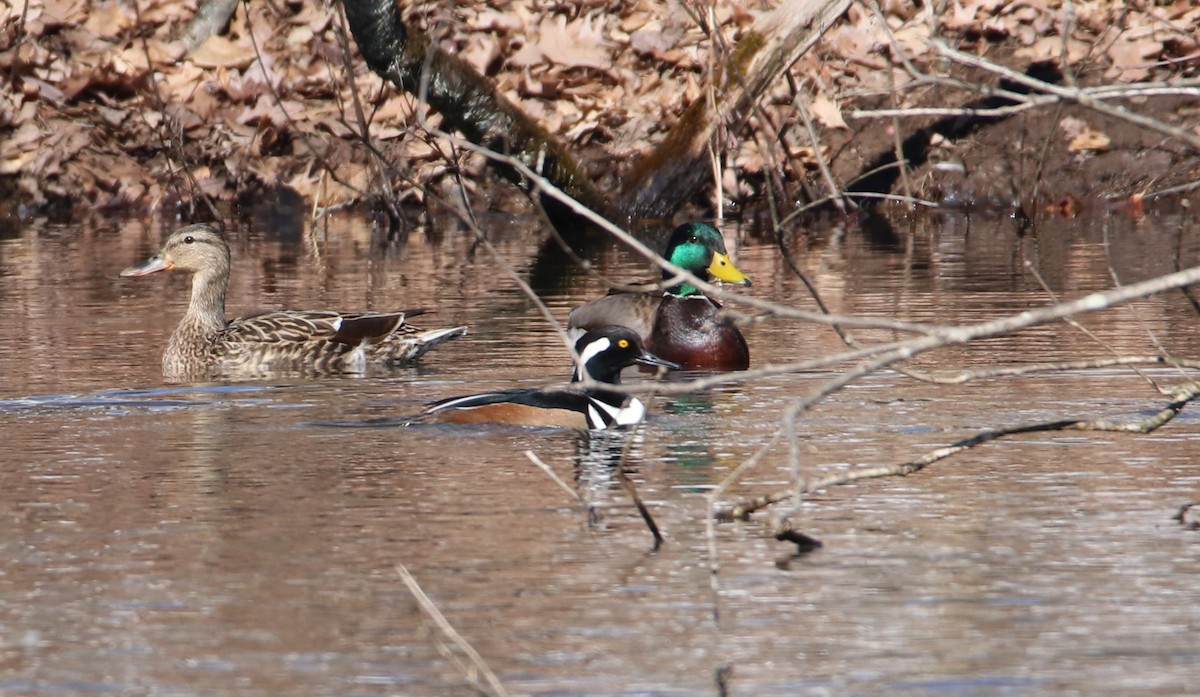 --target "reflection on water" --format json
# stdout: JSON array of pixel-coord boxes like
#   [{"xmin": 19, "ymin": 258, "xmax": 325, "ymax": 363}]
[{"xmin": 2, "ymin": 212, "xmax": 1200, "ymax": 695}]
